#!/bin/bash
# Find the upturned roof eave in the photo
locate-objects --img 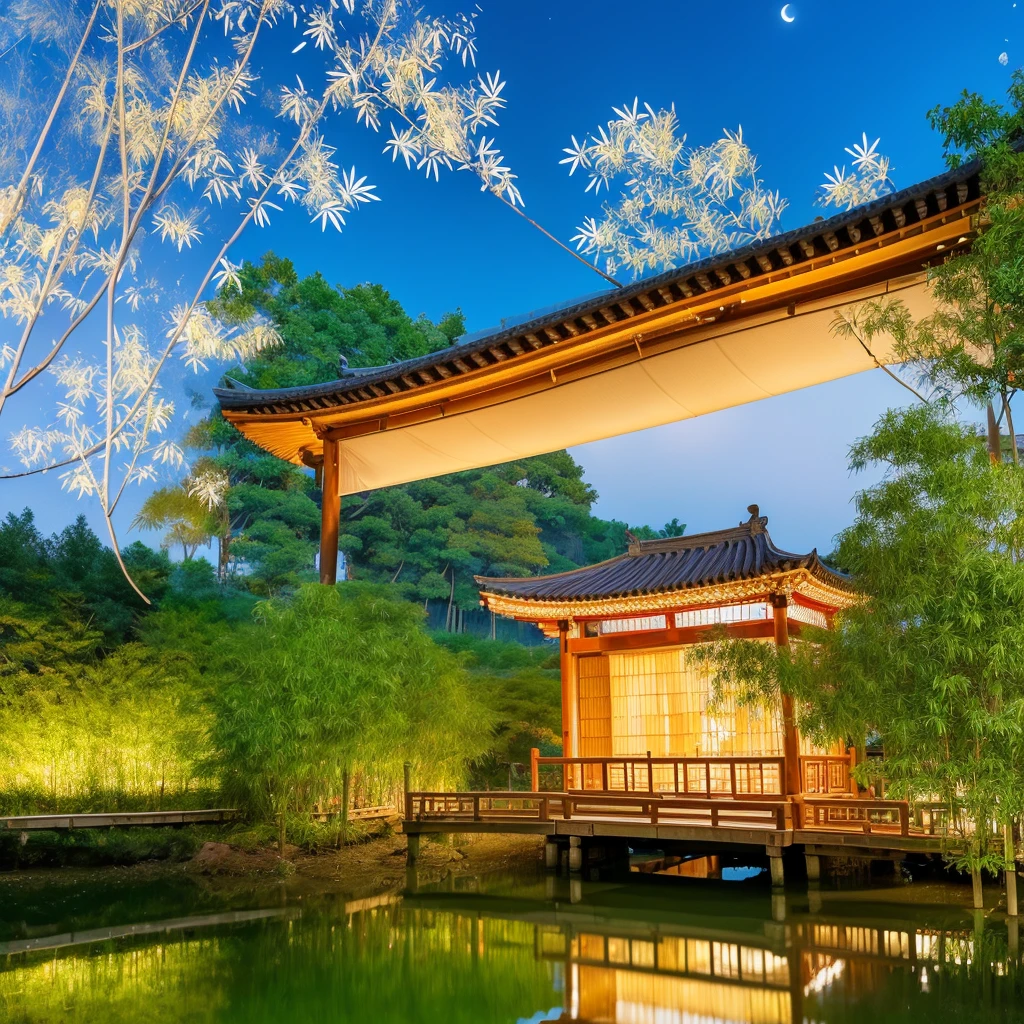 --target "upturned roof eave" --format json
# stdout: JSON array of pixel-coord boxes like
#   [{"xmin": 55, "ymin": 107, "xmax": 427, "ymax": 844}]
[{"xmin": 214, "ymin": 157, "xmax": 982, "ymax": 415}]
